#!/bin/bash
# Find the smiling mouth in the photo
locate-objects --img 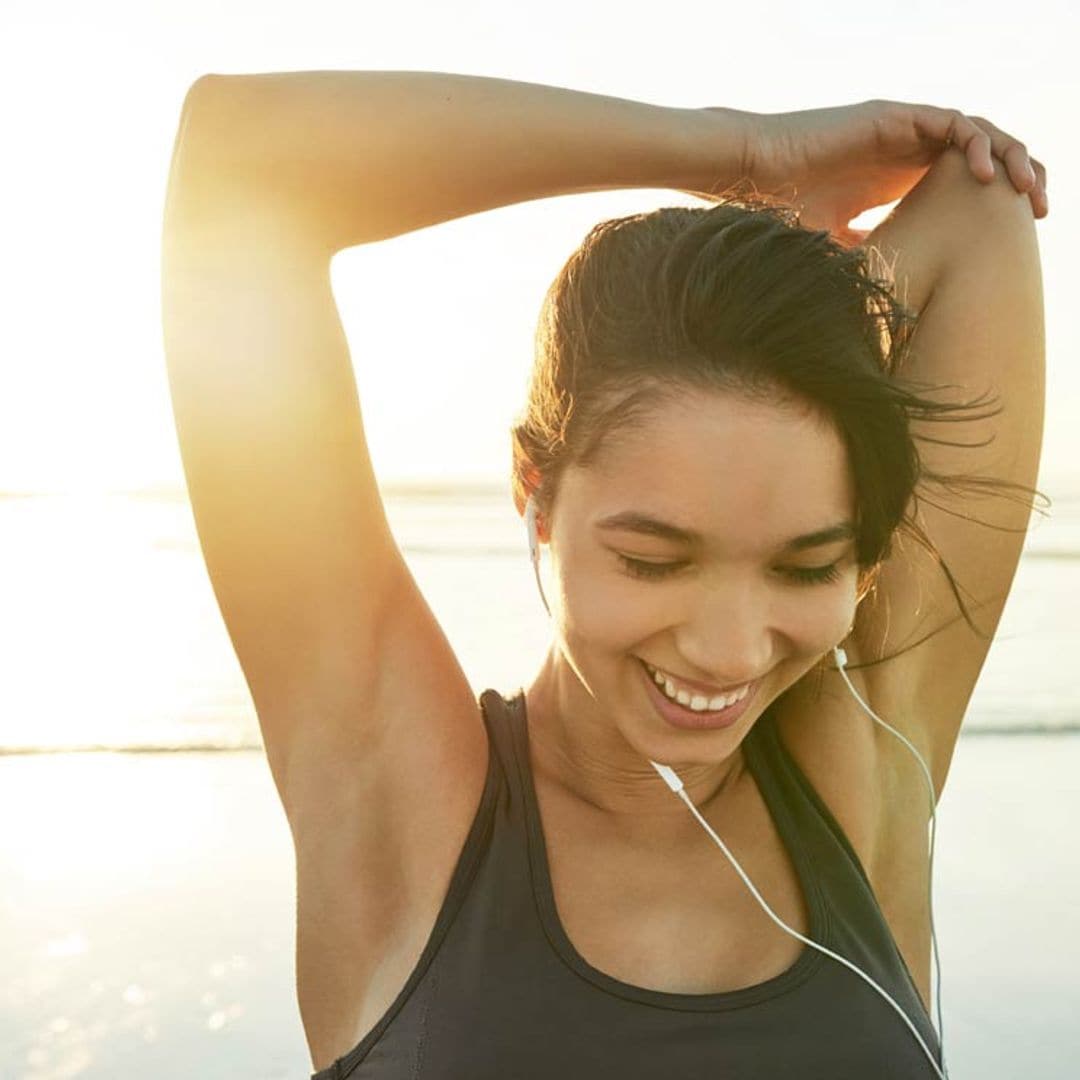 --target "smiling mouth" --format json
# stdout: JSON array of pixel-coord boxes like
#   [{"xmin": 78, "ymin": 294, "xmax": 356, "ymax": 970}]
[
  {"xmin": 636, "ymin": 656, "xmax": 758, "ymax": 730},
  {"xmin": 639, "ymin": 659, "xmax": 753, "ymax": 707}
]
